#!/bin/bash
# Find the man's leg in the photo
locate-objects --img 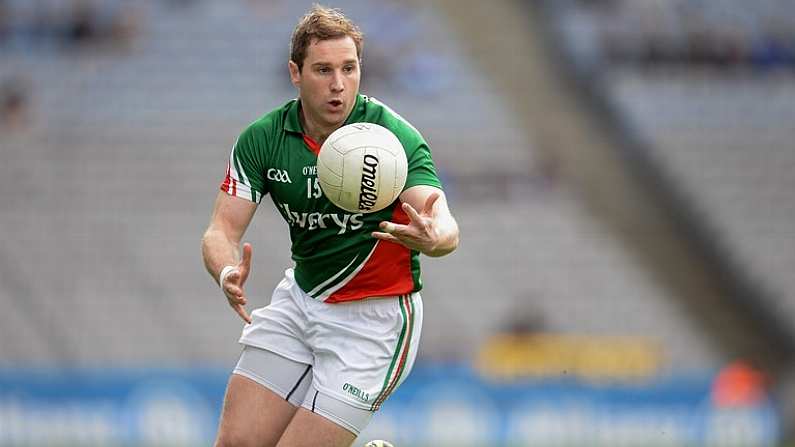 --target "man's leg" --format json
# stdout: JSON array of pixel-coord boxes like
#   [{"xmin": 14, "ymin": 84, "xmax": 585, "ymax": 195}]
[
  {"xmin": 215, "ymin": 347, "xmax": 314, "ymax": 447},
  {"xmin": 275, "ymin": 387, "xmax": 374, "ymax": 447},
  {"xmin": 214, "ymin": 374, "xmax": 299, "ymax": 447},
  {"xmin": 271, "ymin": 293, "xmax": 424, "ymax": 446},
  {"xmin": 276, "ymin": 408, "xmax": 357, "ymax": 447}
]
